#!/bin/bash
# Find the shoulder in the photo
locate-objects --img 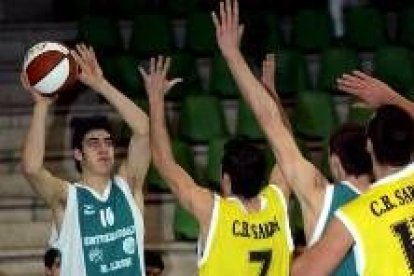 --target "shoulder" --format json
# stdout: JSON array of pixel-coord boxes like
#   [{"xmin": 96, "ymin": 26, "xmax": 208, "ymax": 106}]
[{"xmin": 267, "ymin": 184, "xmax": 289, "ymax": 209}]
